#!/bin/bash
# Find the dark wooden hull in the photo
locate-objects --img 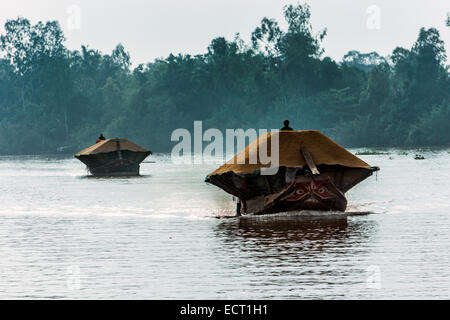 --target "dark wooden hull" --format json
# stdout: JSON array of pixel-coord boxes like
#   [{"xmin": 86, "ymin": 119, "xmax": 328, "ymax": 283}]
[
  {"xmin": 89, "ymin": 160, "xmax": 141, "ymax": 176},
  {"xmin": 75, "ymin": 150, "xmax": 150, "ymax": 176},
  {"xmin": 241, "ymin": 176, "xmax": 347, "ymax": 215},
  {"xmin": 207, "ymin": 165, "xmax": 379, "ymax": 216}
]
